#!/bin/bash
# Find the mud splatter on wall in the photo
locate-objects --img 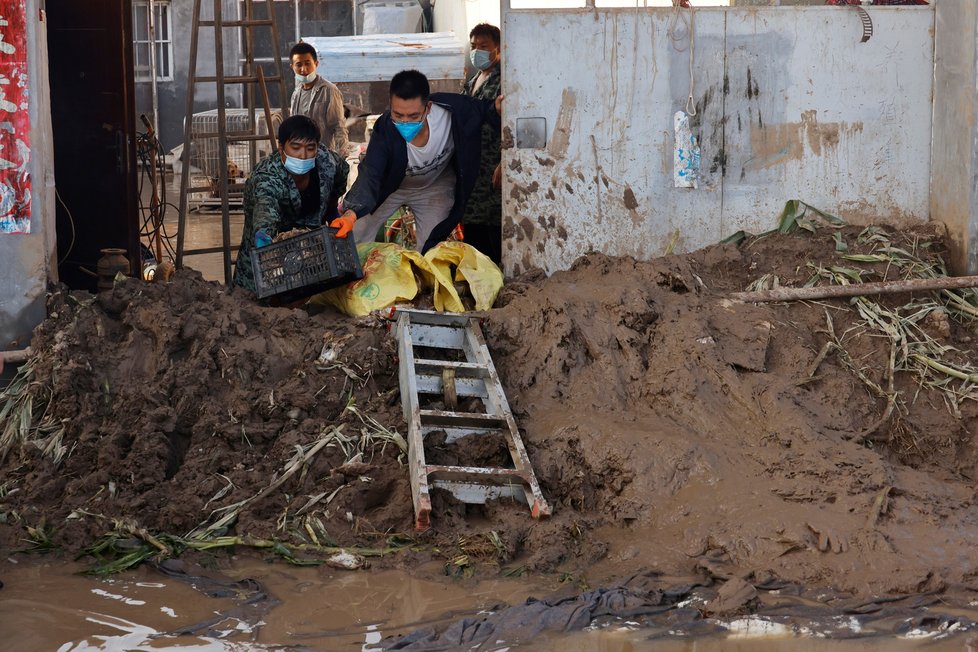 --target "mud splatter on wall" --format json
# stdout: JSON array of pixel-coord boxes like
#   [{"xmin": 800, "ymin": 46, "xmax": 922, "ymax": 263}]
[
  {"xmin": 0, "ymin": 1, "xmax": 30, "ymax": 234},
  {"xmin": 501, "ymin": 8, "xmax": 935, "ymax": 276}
]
